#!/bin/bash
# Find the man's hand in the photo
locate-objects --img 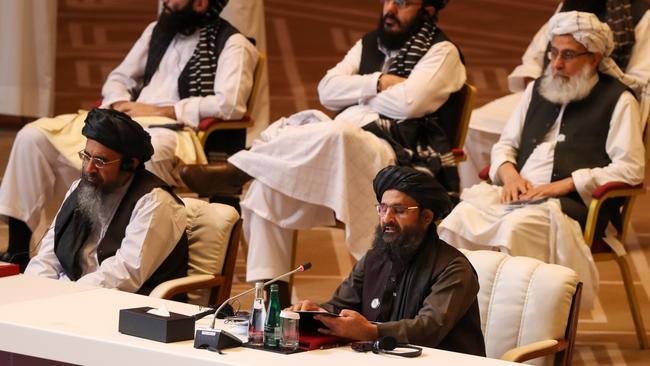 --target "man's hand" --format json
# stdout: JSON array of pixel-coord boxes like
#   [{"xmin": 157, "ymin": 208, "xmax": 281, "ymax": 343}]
[
  {"xmin": 112, "ymin": 101, "xmax": 176, "ymax": 119},
  {"xmin": 287, "ymin": 300, "xmax": 324, "ymax": 312},
  {"xmin": 497, "ymin": 162, "xmax": 533, "ymax": 203},
  {"xmin": 520, "ymin": 178, "xmax": 575, "ymax": 200},
  {"xmin": 315, "ymin": 309, "xmax": 378, "ymax": 341},
  {"xmin": 377, "ymin": 73, "xmax": 406, "ymax": 92}
]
